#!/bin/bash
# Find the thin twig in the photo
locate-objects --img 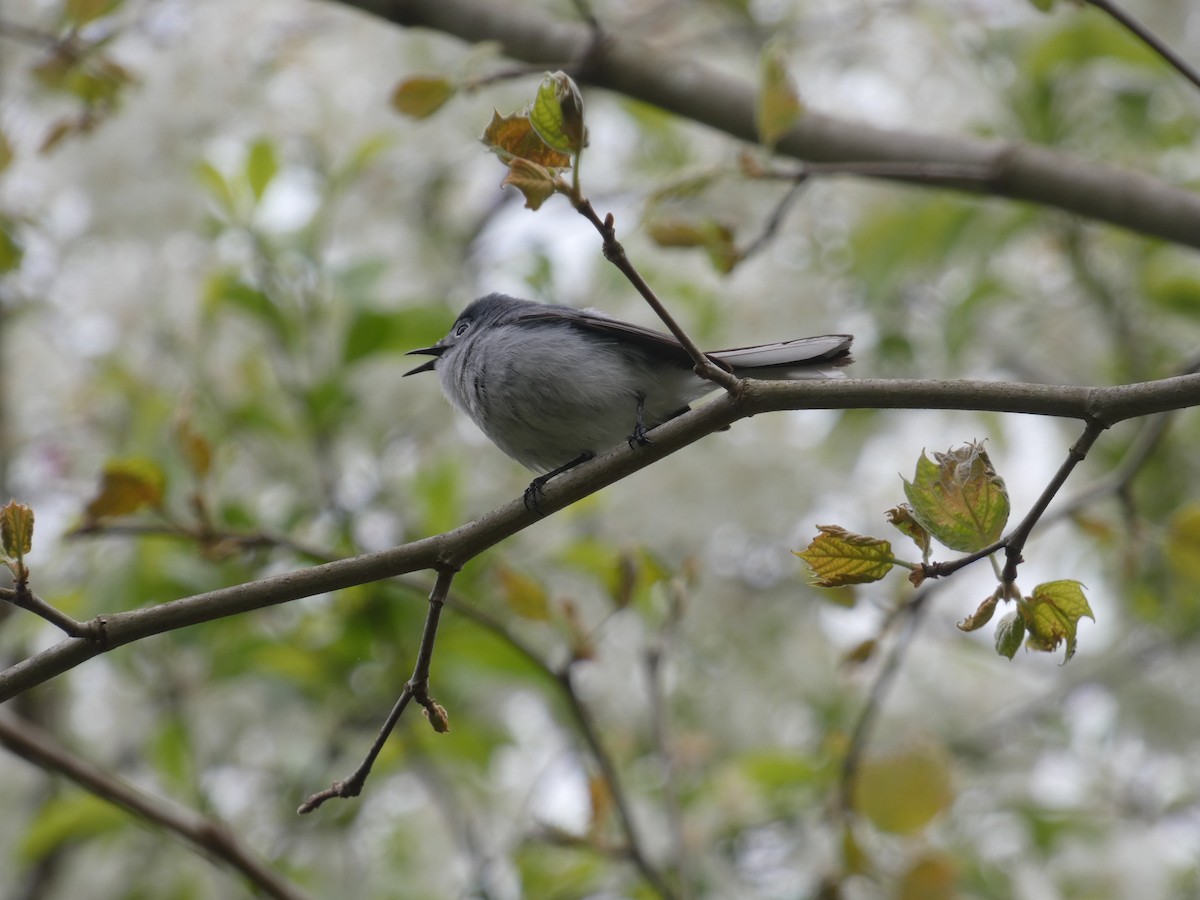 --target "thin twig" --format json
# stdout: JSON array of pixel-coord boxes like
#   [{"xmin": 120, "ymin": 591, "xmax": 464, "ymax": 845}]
[
  {"xmin": 0, "ymin": 17, "xmax": 70, "ymax": 49},
  {"xmin": 1083, "ymin": 0, "xmax": 1200, "ymax": 94},
  {"xmin": 1000, "ymin": 419, "xmax": 1107, "ymax": 583},
  {"xmin": 422, "ymin": 585, "xmax": 675, "ymax": 898},
  {"xmin": 570, "ymin": 198, "xmax": 740, "ymax": 392},
  {"xmin": 298, "ymin": 568, "xmax": 456, "ymax": 813},
  {"xmin": 838, "ymin": 586, "xmax": 938, "ymax": 817},
  {"xmin": 558, "ymin": 663, "xmax": 675, "ymax": 899},
  {"xmin": 644, "ymin": 580, "xmax": 689, "ymax": 898},
  {"xmin": 0, "ymin": 713, "xmax": 312, "ymax": 900},
  {"xmin": 0, "ymin": 587, "xmax": 93, "ymax": 638},
  {"xmin": 921, "ymin": 419, "xmax": 1108, "ymax": 584}
]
